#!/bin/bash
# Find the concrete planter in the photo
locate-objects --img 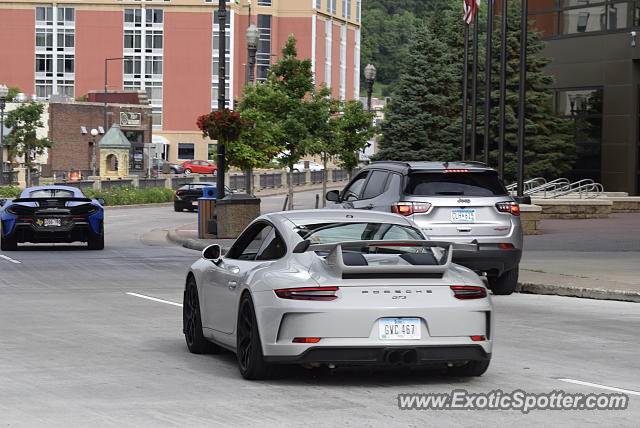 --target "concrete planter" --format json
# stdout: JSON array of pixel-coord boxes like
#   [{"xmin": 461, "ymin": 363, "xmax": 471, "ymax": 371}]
[{"xmin": 520, "ymin": 204, "xmax": 542, "ymax": 235}]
